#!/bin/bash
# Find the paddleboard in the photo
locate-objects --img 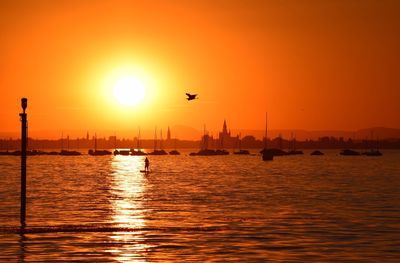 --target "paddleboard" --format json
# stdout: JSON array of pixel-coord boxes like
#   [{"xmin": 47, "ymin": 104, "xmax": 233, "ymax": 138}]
[{"xmin": 140, "ymin": 170, "xmax": 150, "ymax": 173}]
